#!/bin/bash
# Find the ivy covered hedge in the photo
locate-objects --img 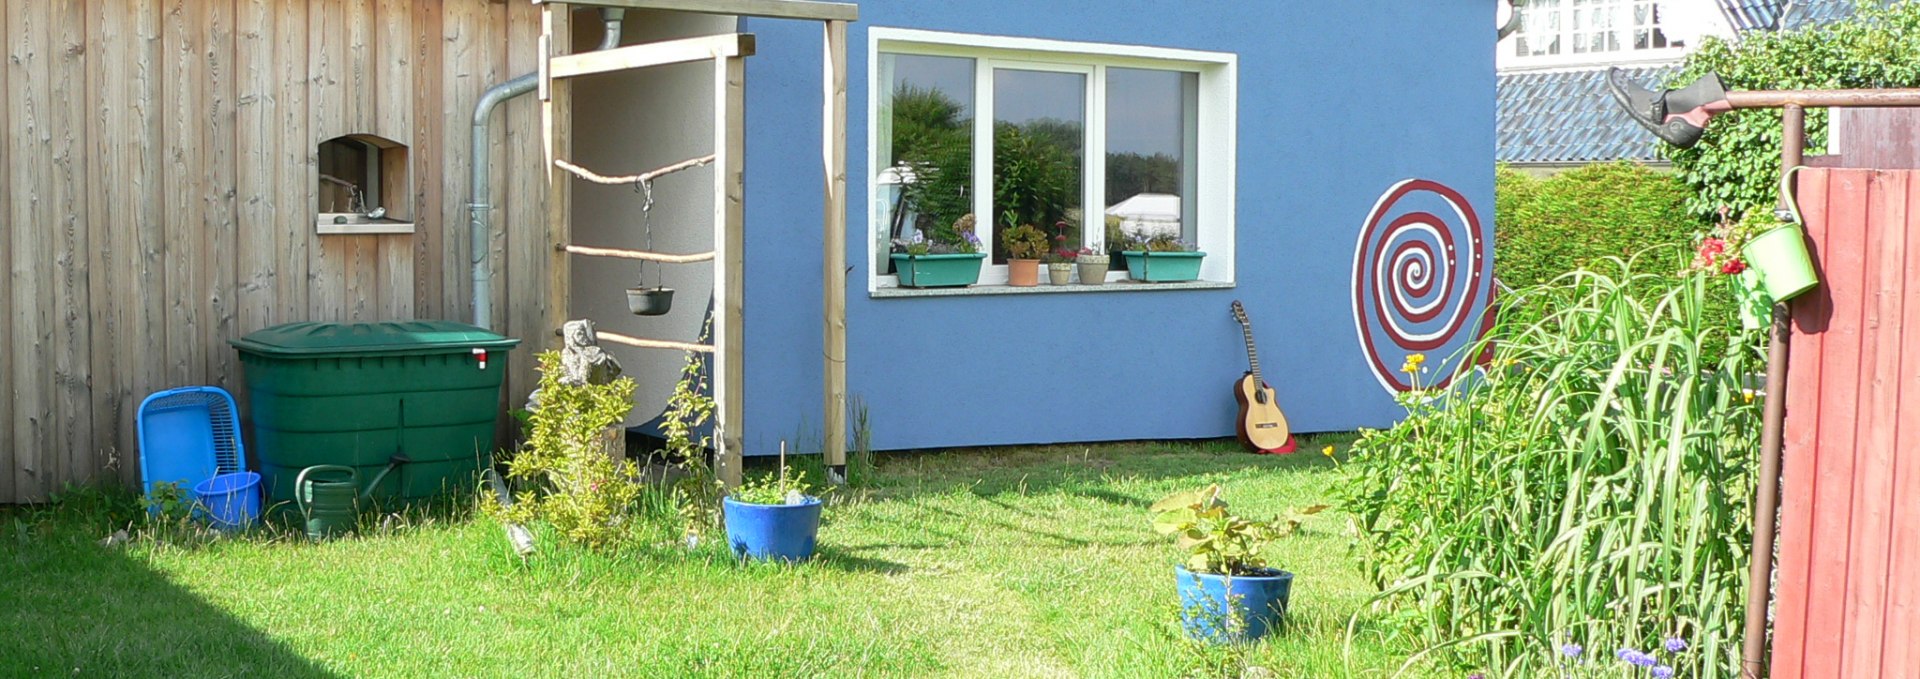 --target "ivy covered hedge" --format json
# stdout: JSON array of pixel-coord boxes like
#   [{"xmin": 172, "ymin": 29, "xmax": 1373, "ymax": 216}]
[
  {"xmin": 1494, "ymin": 163, "xmax": 1696, "ymax": 289},
  {"xmin": 1667, "ymin": 1, "xmax": 1920, "ymax": 220}
]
